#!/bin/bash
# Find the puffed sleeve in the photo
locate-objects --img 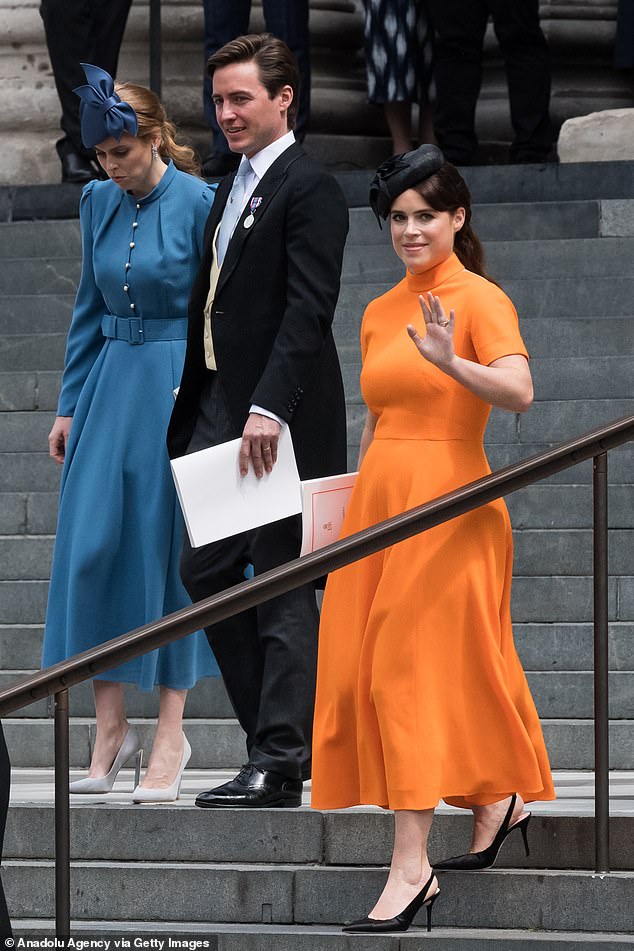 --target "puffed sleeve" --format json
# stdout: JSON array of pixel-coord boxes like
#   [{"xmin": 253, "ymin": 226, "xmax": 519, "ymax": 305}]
[
  {"xmin": 469, "ymin": 279, "xmax": 529, "ymax": 366},
  {"xmin": 193, "ymin": 182, "xmax": 217, "ymax": 258},
  {"xmin": 57, "ymin": 181, "xmax": 107, "ymax": 416}
]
